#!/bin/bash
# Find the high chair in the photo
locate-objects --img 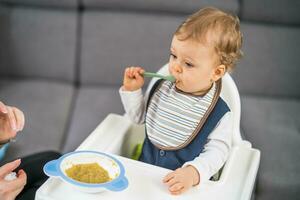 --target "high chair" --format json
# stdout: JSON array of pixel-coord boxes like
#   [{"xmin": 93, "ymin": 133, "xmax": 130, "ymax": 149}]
[{"xmin": 36, "ymin": 64, "xmax": 260, "ymax": 200}]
